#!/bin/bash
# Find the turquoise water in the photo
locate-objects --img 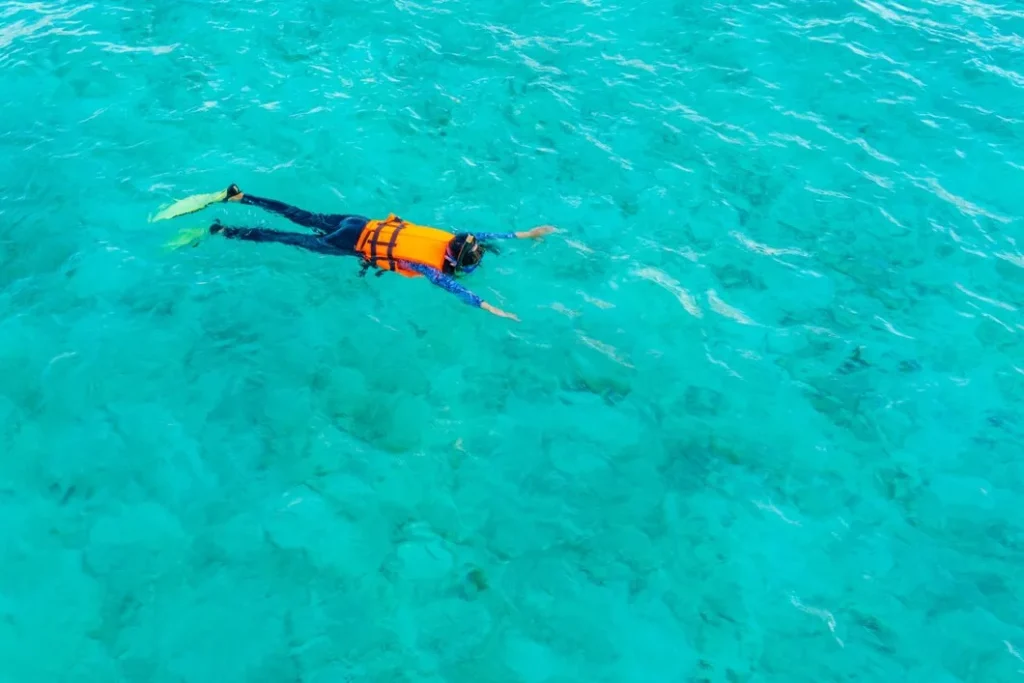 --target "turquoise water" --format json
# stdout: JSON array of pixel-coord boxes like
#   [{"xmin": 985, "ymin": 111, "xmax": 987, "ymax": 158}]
[{"xmin": 1, "ymin": 0, "xmax": 1023, "ymax": 680}]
